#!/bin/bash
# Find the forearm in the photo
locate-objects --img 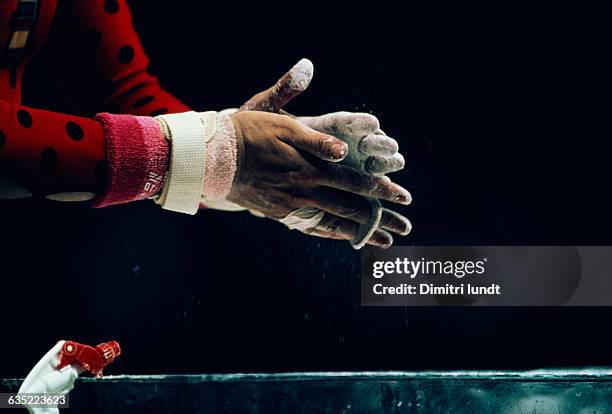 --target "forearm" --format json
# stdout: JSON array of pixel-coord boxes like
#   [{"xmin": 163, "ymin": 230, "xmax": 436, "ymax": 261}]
[
  {"xmin": 0, "ymin": 98, "xmax": 170, "ymax": 204},
  {"xmin": 0, "ymin": 100, "xmax": 106, "ymax": 196}
]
